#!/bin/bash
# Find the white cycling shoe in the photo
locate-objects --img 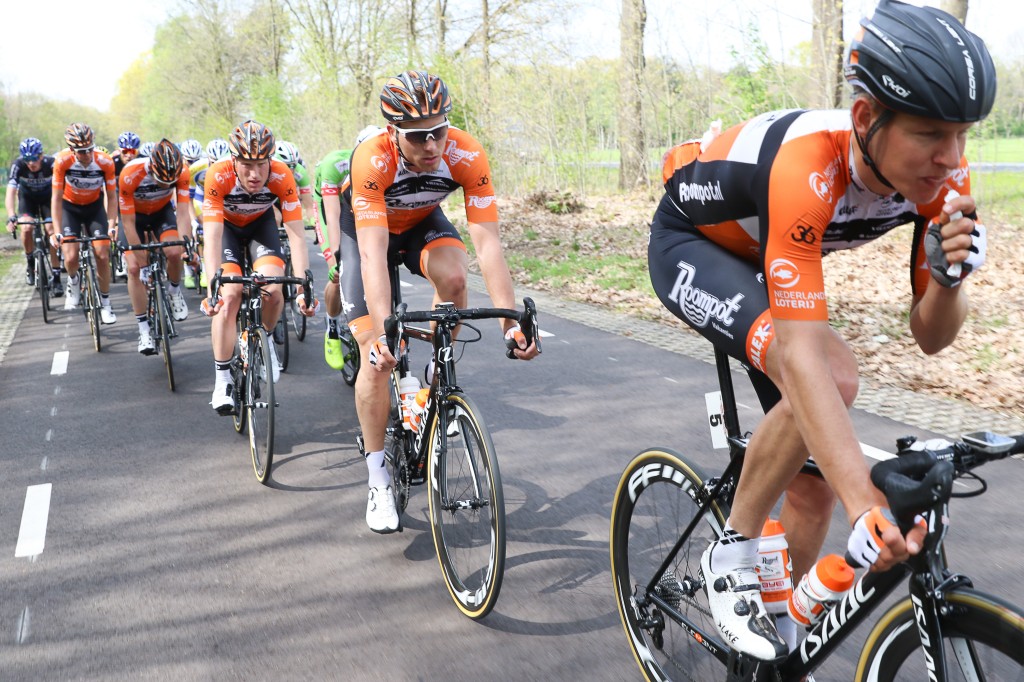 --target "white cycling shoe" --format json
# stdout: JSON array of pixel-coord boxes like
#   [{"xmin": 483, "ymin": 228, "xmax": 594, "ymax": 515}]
[
  {"xmin": 366, "ymin": 485, "xmax": 399, "ymax": 534},
  {"xmin": 700, "ymin": 542, "xmax": 788, "ymax": 662},
  {"xmin": 100, "ymin": 304, "xmax": 117, "ymax": 325},
  {"xmin": 138, "ymin": 330, "xmax": 157, "ymax": 356},
  {"xmin": 170, "ymin": 290, "xmax": 189, "ymax": 321},
  {"xmin": 64, "ymin": 286, "xmax": 81, "ymax": 310}
]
